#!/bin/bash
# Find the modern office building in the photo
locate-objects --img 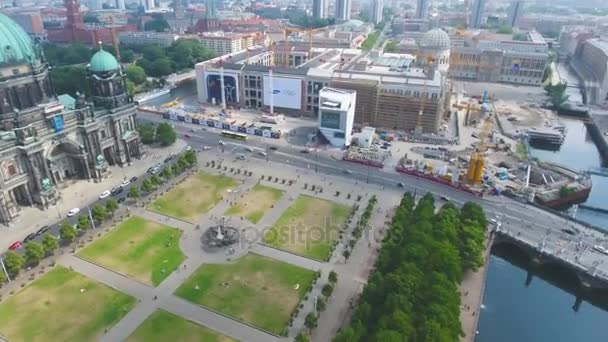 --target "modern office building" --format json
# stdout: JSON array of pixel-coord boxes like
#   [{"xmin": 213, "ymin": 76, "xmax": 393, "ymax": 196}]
[
  {"xmin": 507, "ymin": 0, "xmax": 524, "ymax": 28},
  {"xmin": 415, "ymin": 0, "xmax": 430, "ymax": 20},
  {"xmin": 313, "ymin": 0, "xmax": 328, "ymax": 19},
  {"xmin": 469, "ymin": 0, "xmax": 486, "ymax": 29},
  {"xmin": 195, "ymin": 29, "xmax": 449, "ymax": 133},
  {"xmin": 335, "ymin": 0, "xmax": 351, "ymax": 21},
  {"xmin": 0, "ymin": 14, "xmax": 141, "ymax": 224},
  {"xmin": 318, "ymin": 88, "xmax": 356, "ymax": 146},
  {"xmin": 372, "ymin": 0, "xmax": 383, "ymax": 25}
]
